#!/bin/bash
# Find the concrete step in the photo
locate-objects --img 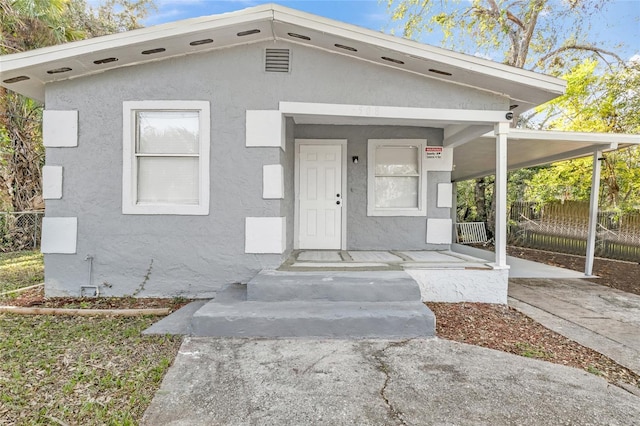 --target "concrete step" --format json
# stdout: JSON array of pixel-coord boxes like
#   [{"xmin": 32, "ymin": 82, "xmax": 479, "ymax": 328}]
[
  {"xmin": 191, "ymin": 300, "xmax": 435, "ymax": 338},
  {"xmin": 247, "ymin": 270, "xmax": 421, "ymax": 302}
]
